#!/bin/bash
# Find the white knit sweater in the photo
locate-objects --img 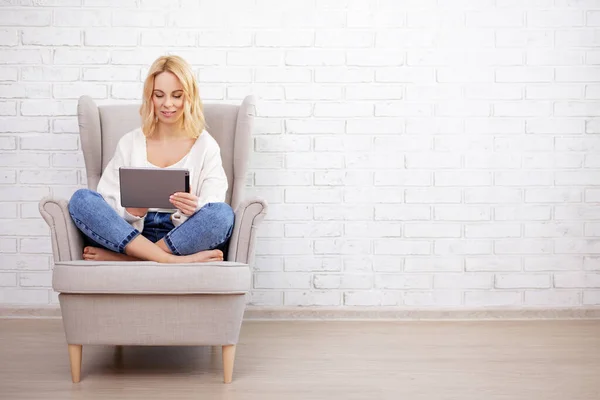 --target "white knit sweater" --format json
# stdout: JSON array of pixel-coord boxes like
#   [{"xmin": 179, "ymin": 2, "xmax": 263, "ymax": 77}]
[{"xmin": 96, "ymin": 128, "xmax": 228, "ymax": 232}]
